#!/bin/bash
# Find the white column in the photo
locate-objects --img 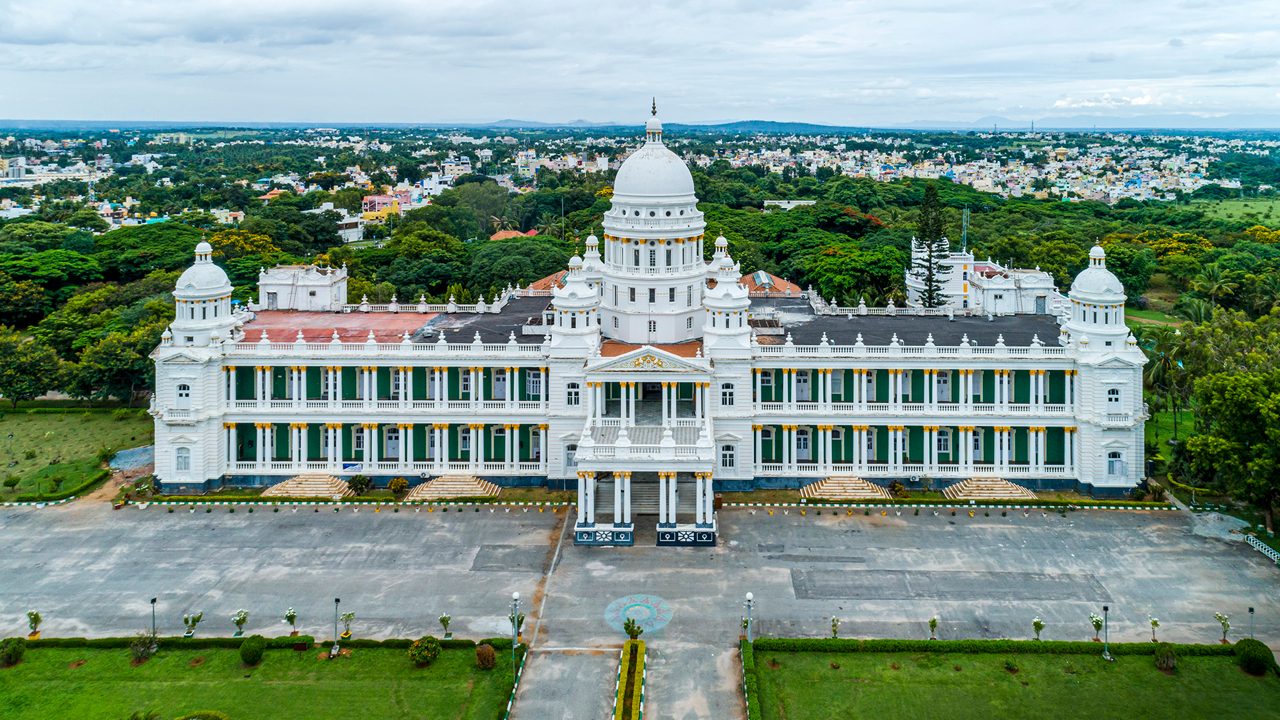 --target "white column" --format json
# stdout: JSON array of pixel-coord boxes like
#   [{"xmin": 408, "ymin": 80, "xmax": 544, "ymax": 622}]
[
  {"xmin": 788, "ymin": 370, "xmax": 797, "ymax": 411},
  {"xmin": 629, "ymin": 382, "xmax": 637, "ymax": 424},
  {"xmin": 1068, "ymin": 429, "xmax": 1078, "ymax": 474},
  {"xmin": 226, "ymin": 367, "xmax": 236, "ymax": 406},
  {"xmin": 539, "ymin": 425, "xmax": 548, "ymax": 470},
  {"xmin": 668, "ymin": 472, "xmax": 678, "ymax": 524},
  {"xmin": 754, "ymin": 370, "xmax": 762, "ymax": 409},
  {"xmin": 622, "ymin": 472, "xmax": 631, "ymax": 525},
  {"xmin": 290, "ymin": 425, "xmax": 301, "ymax": 464},
  {"xmin": 658, "ymin": 473, "xmax": 668, "ymax": 524},
  {"xmin": 255, "ymin": 424, "xmax": 266, "ymax": 469},
  {"xmin": 695, "ymin": 474, "xmax": 705, "ymax": 525},
  {"xmin": 586, "ymin": 473, "xmax": 596, "ymax": 525},
  {"xmin": 226, "ymin": 424, "xmax": 236, "ymax": 465},
  {"xmin": 614, "ymin": 473, "xmax": 623, "ymax": 525},
  {"xmin": 403, "ymin": 424, "xmax": 414, "ymax": 469},
  {"xmin": 661, "ymin": 383, "xmax": 670, "ymax": 426},
  {"xmin": 513, "ymin": 424, "xmax": 522, "ymax": 469},
  {"xmin": 576, "ymin": 474, "xmax": 587, "ymax": 525}
]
